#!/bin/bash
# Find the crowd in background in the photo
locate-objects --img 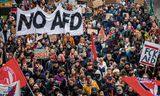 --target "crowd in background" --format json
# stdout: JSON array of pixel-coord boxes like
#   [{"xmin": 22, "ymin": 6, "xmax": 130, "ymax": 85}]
[{"xmin": 0, "ymin": 0, "xmax": 160, "ymax": 96}]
